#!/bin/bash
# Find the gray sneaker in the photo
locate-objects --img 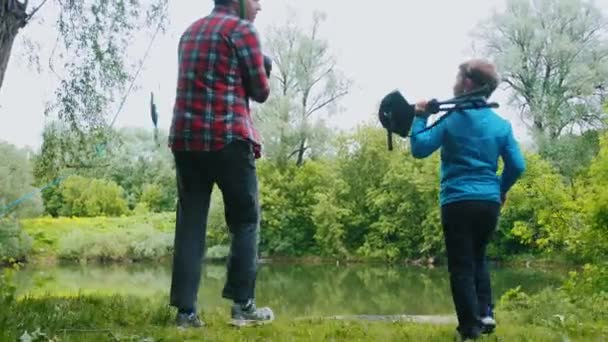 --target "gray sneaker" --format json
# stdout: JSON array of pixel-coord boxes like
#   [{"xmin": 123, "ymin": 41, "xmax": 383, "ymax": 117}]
[
  {"xmin": 230, "ymin": 301, "xmax": 274, "ymax": 327},
  {"xmin": 175, "ymin": 312, "xmax": 204, "ymax": 328}
]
